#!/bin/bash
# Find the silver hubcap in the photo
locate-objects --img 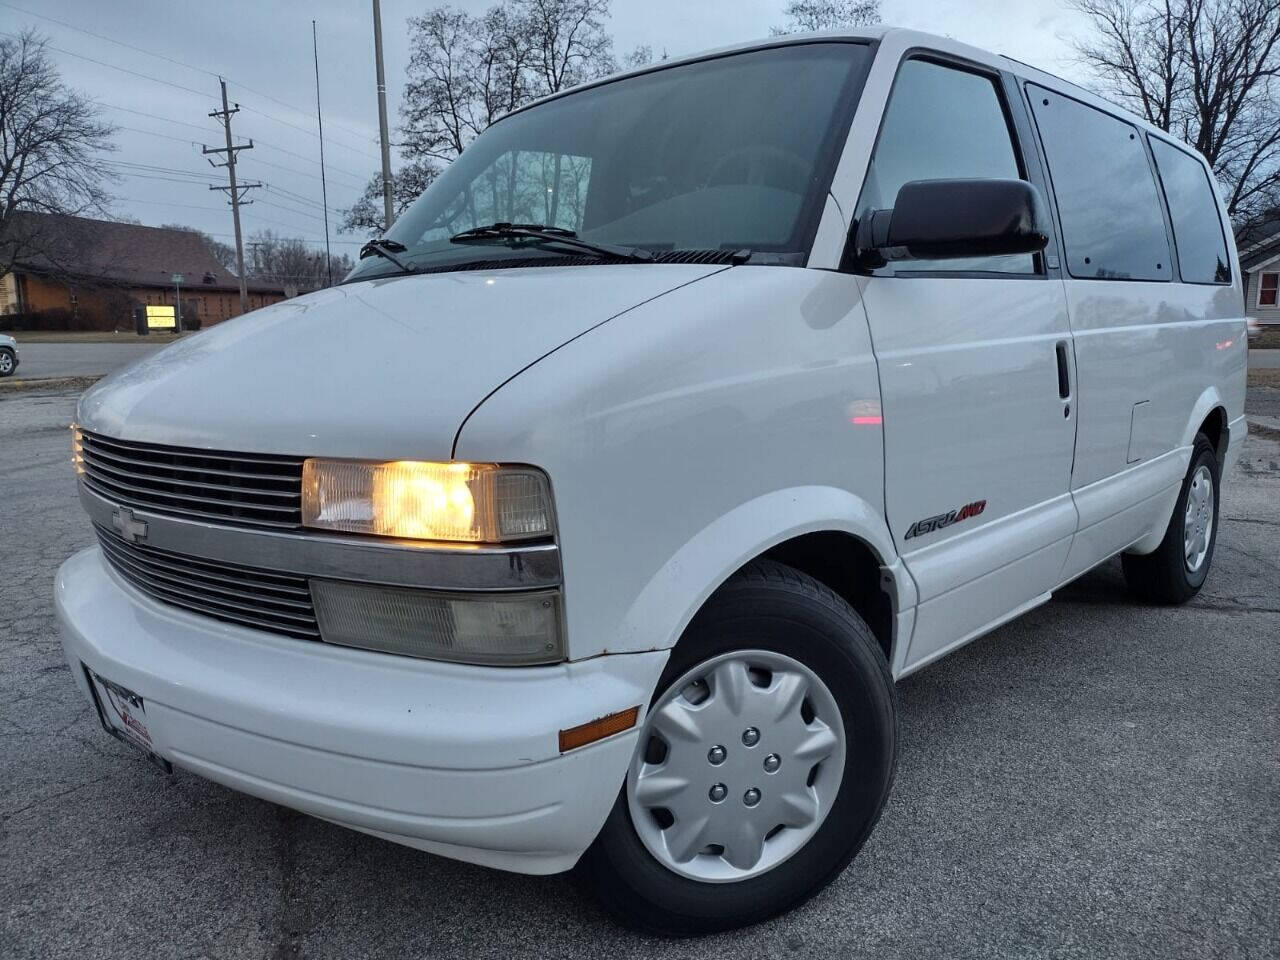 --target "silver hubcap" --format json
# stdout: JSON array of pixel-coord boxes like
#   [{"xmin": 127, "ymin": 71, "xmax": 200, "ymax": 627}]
[
  {"xmin": 0, "ymin": 354, "xmax": 11, "ymax": 373},
  {"xmin": 626, "ymin": 650, "xmax": 845, "ymax": 883},
  {"xmin": 1183, "ymin": 464, "xmax": 1214, "ymax": 572}
]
